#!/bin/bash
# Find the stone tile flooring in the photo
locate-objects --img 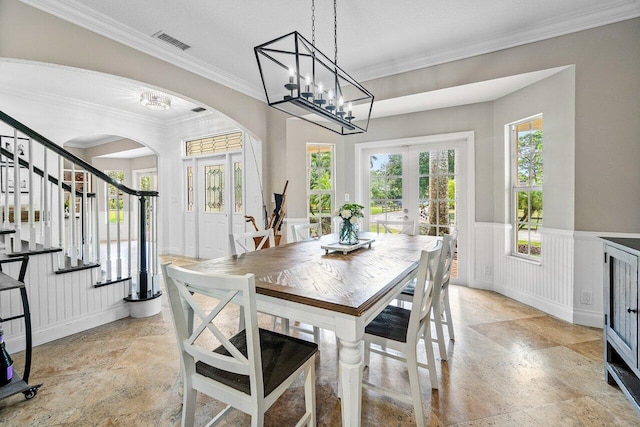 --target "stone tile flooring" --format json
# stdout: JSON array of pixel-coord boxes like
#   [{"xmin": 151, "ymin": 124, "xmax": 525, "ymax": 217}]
[{"xmin": 1, "ymin": 254, "xmax": 639, "ymax": 426}]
